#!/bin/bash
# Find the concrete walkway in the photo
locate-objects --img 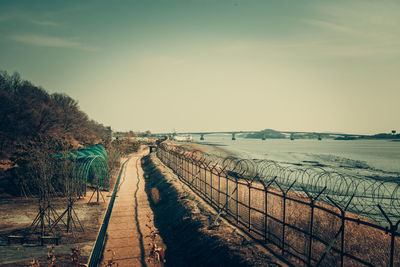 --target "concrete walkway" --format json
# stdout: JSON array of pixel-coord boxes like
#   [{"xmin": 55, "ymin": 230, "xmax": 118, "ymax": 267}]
[{"xmin": 101, "ymin": 150, "xmax": 164, "ymax": 267}]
